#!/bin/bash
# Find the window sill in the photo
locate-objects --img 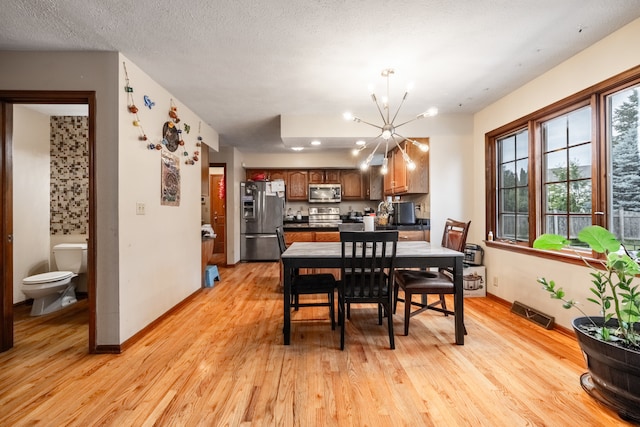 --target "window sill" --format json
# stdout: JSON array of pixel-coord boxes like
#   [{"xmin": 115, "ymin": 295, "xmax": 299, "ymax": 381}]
[{"xmin": 485, "ymin": 239, "xmax": 598, "ymax": 268}]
